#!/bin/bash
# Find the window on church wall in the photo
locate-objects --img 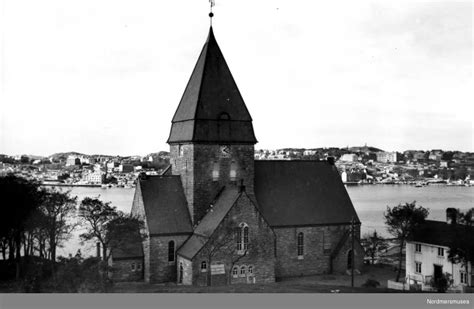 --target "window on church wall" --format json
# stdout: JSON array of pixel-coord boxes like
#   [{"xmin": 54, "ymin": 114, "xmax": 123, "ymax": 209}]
[
  {"xmin": 236, "ymin": 223, "xmax": 249, "ymax": 254},
  {"xmin": 248, "ymin": 265, "xmax": 253, "ymax": 275},
  {"xmin": 178, "ymin": 145, "xmax": 184, "ymax": 157},
  {"xmin": 235, "ymin": 227, "xmax": 242, "ymax": 251},
  {"xmin": 168, "ymin": 241, "xmax": 175, "ymax": 262},
  {"xmin": 212, "ymin": 162, "xmax": 220, "ymax": 181},
  {"xmin": 201, "ymin": 261, "xmax": 207, "ymax": 272},
  {"xmin": 240, "ymin": 265, "xmax": 247, "ymax": 277},
  {"xmin": 232, "ymin": 266, "xmax": 239, "ymax": 278},
  {"xmin": 131, "ymin": 263, "xmax": 136, "ymax": 271},
  {"xmin": 137, "ymin": 263, "xmax": 142, "ymax": 271},
  {"xmin": 230, "ymin": 161, "xmax": 237, "ymax": 181},
  {"xmin": 243, "ymin": 226, "xmax": 249, "ymax": 250},
  {"xmin": 297, "ymin": 232, "xmax": 304, "ymax": 258}
]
